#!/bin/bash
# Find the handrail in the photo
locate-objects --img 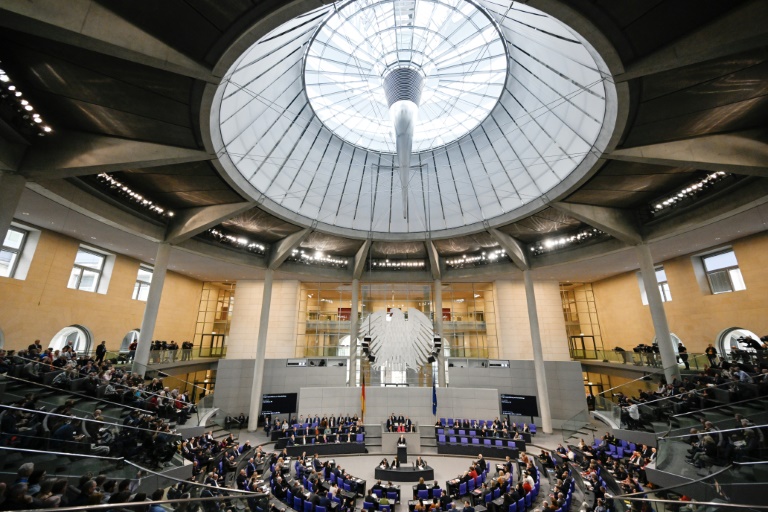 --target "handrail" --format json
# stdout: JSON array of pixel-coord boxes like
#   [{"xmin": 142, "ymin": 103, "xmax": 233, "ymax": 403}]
[
  {"xmin": 659, "ymin": 422, "xmax": 768, "ymax": 441},
  {"xmin": 596, "ymin": 365, "xmax": 668, "ymax": 397},
  {"xmin": 672, "ymin": 395, "xmax": 768, "ymax": 418},
  {"xmin": 0, "ymin": 446, "xmax": 263, "ymax": 497},
  {"xmin": 611, "ymin": 497, "xmax": 765, "ymax": 510},
  {"xmin": 4, "ymin": 358, "xmax": 197, "ymax": 411},
  {"xmin": 0, "ymin": 403, "xmax": 183, "ymax": 437},
  {"xmin": 16, "ymin": 494, "xmax": 271, "ymax": 512},
  {"xmin": 627, "ymin": 379, "xmax": 737, "ymax": 410}
]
